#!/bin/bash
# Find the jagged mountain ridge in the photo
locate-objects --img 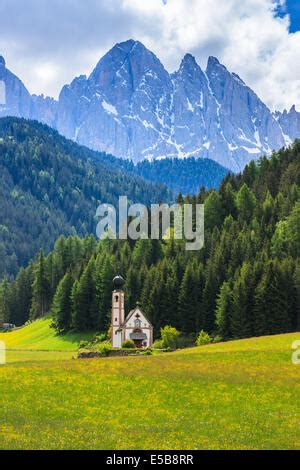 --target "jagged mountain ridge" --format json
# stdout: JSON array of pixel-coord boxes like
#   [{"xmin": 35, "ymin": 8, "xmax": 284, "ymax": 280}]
[{"xmin": 0, "ymin": 40, "xmax": 299, "ymax": 171}]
